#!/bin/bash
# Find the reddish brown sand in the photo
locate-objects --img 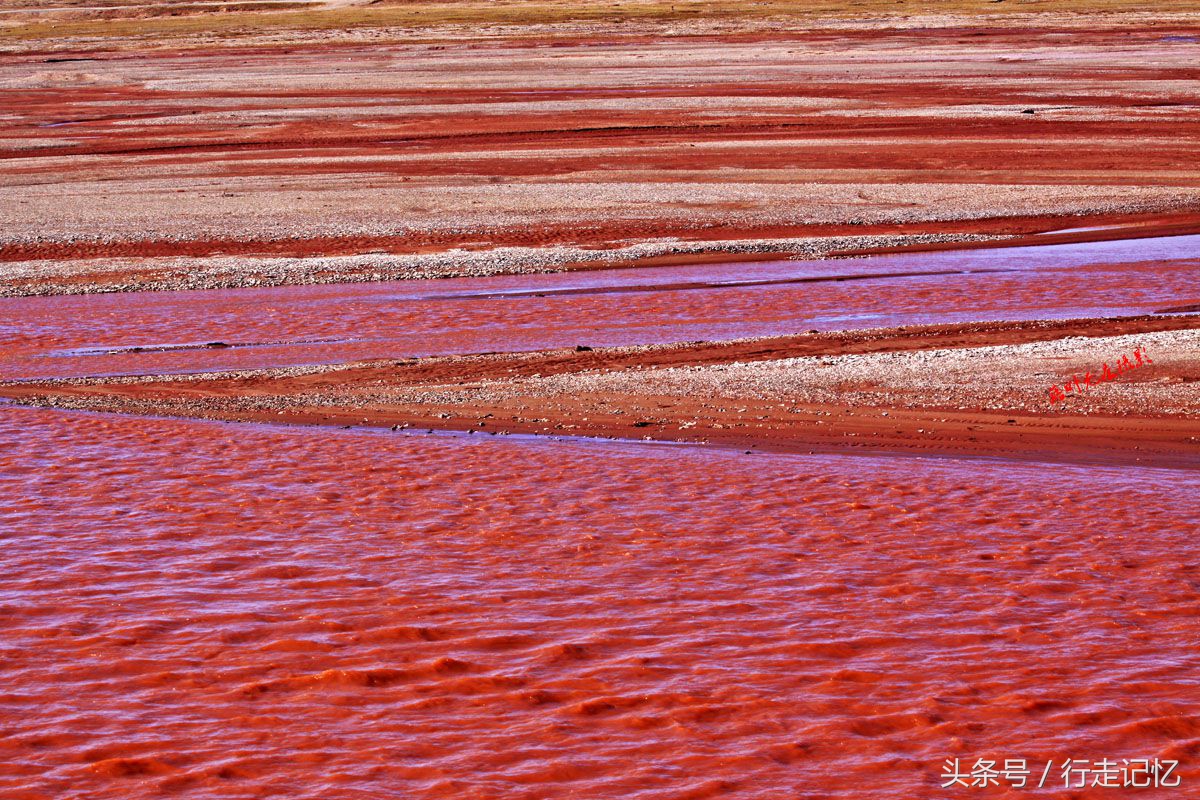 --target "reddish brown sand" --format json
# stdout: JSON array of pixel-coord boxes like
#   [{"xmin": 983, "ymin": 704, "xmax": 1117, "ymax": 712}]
[{"xmin": 3, "ymin": 8, "xmax": 1200, "ymax": 293}]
